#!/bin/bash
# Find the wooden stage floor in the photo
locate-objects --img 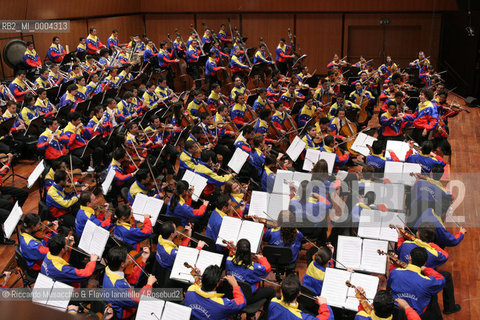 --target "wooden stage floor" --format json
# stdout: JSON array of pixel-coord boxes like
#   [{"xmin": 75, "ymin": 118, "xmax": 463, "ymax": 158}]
[{"xmin": 0, "ymin": 93, "xmax": 478, "ymax": 319}]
